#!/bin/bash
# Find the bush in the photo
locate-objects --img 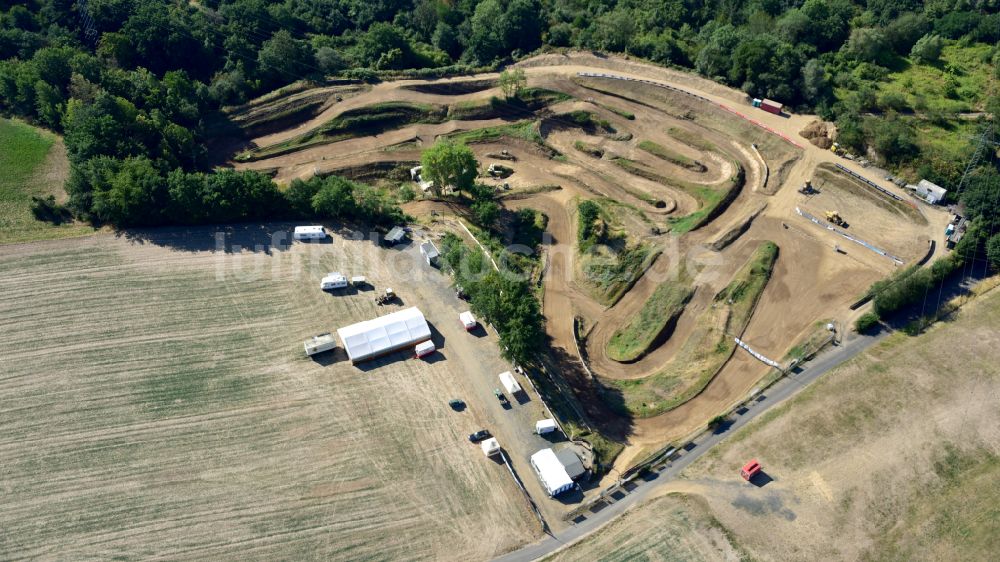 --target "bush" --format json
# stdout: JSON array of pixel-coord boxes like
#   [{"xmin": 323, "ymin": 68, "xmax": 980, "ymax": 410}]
[
  {"xmin": 855, "ymin": 311, "xmax": 880, "ymax": 333},
  {"xmin": 30, "ymin": 195, "xmax": 72, "ymax": 225}
]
